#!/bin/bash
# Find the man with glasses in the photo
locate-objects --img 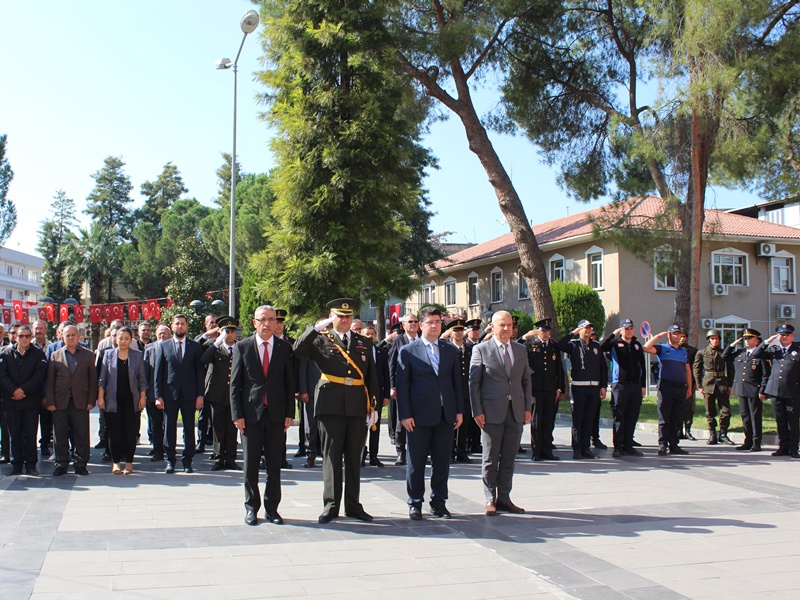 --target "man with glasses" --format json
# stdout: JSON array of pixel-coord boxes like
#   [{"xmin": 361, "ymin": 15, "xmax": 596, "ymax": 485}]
[
  {"xmin": 752, "ymin": 324, "xmax": 800, "ymax": 458},
  {"xmin": 396, "ymin": 307, "xmax": 463, "ymax": 519},
  {"xmin": 388, "ymin": 313, "xmax": 420, "ymax": 465},
  {"xmin": 294, "ymin": 298, "xmax": 379, "ymax": 524}
]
